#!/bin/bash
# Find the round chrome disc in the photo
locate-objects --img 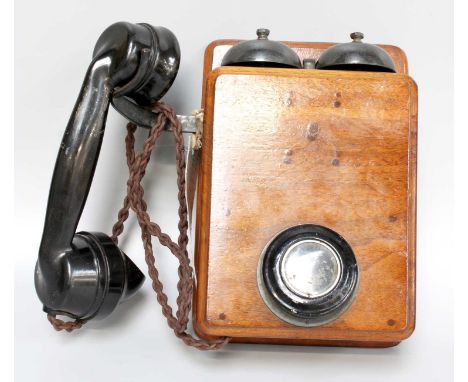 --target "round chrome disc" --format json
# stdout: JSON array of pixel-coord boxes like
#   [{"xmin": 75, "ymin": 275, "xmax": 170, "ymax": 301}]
[{"xmin": 280, "ymin": 239, "xmax": 342, "ymax": 299}]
